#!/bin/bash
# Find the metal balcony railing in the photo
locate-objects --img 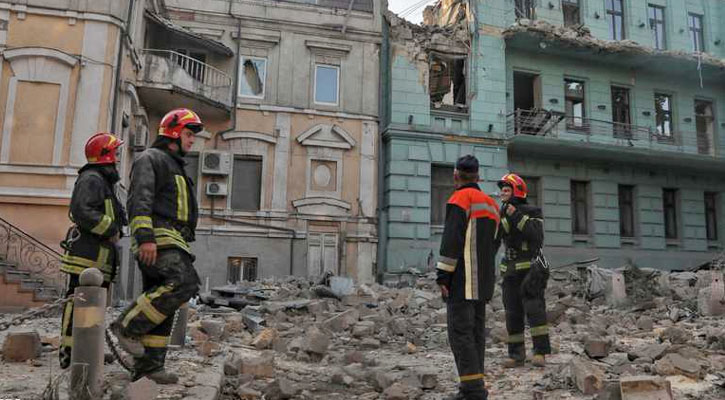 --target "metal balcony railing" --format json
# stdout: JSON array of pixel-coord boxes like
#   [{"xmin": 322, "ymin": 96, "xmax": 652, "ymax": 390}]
[
  {"xmin": 505, "ymin": 109, "xmax": 713, "ymax": 156},
  {"xmin": 142, "ymin": 49, "xmax": 232, "ymax": 87}
]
